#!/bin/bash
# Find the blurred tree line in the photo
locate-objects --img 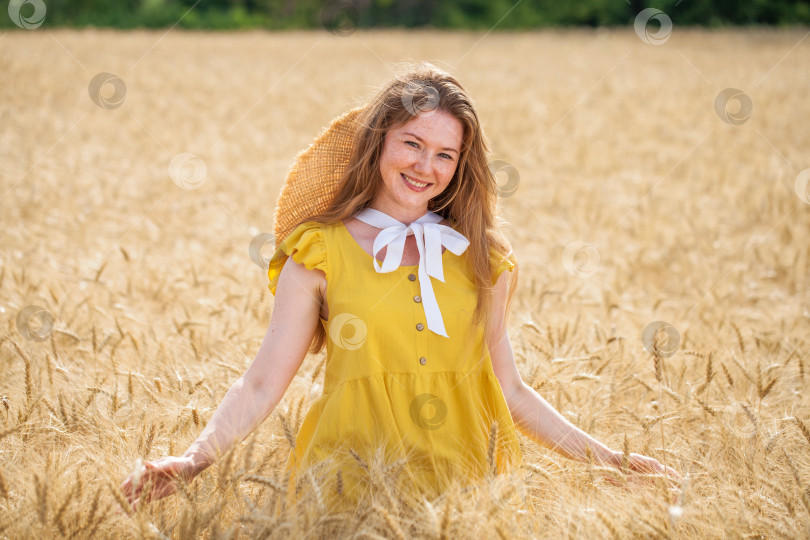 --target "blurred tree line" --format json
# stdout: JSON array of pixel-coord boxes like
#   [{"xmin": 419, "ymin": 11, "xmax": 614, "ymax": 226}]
[{"xmin": 3, "ymin": 0, "xmax": 809, "ymax": 29}]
